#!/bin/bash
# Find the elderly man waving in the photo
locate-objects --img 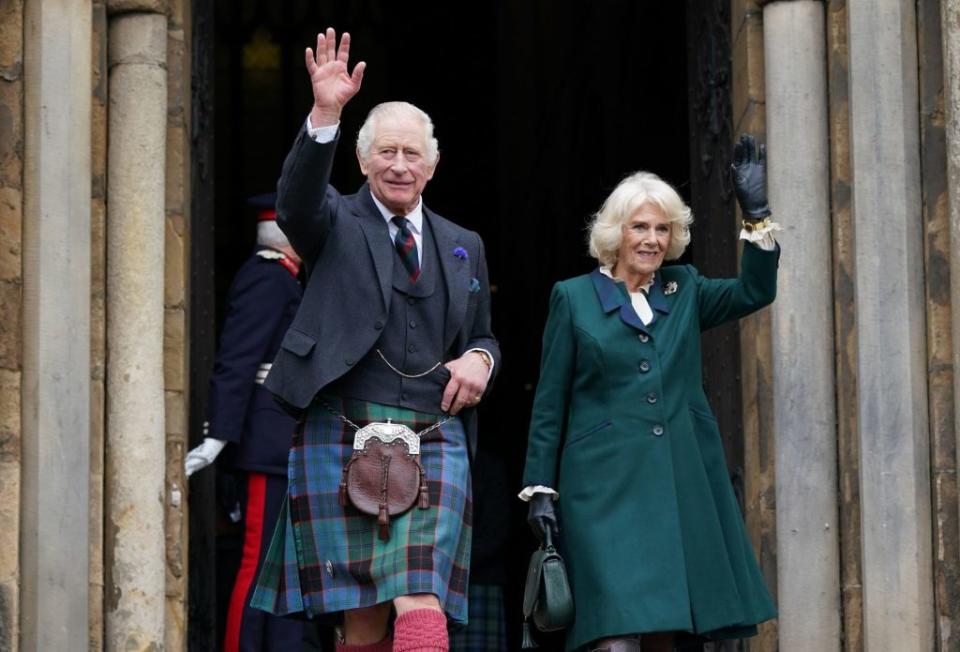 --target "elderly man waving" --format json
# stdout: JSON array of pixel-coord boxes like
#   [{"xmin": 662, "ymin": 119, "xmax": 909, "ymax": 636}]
[{"xmin": 250, "ymin": 28, "xmax": 500, "ymax": 652}]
